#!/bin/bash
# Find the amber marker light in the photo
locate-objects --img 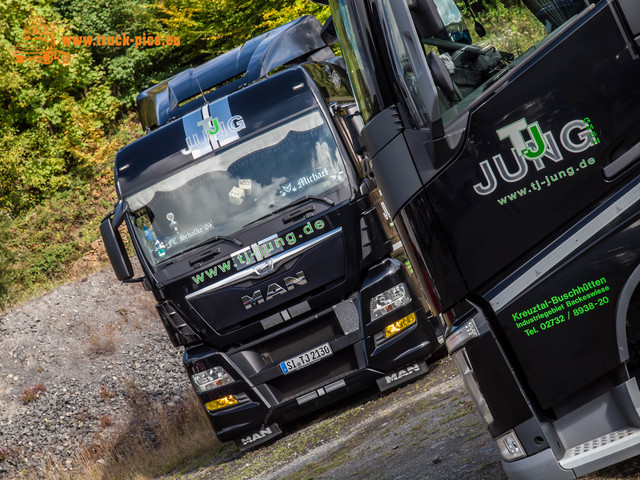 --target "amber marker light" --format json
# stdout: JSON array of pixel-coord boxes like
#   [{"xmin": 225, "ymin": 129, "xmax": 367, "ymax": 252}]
[
  {"xmin": 384, "ymin": 312, "xmax": 416, "ymax": 338},
  {"xmin": 205, "ymin": 395, "xmax": 238, "ymax": 411}
]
